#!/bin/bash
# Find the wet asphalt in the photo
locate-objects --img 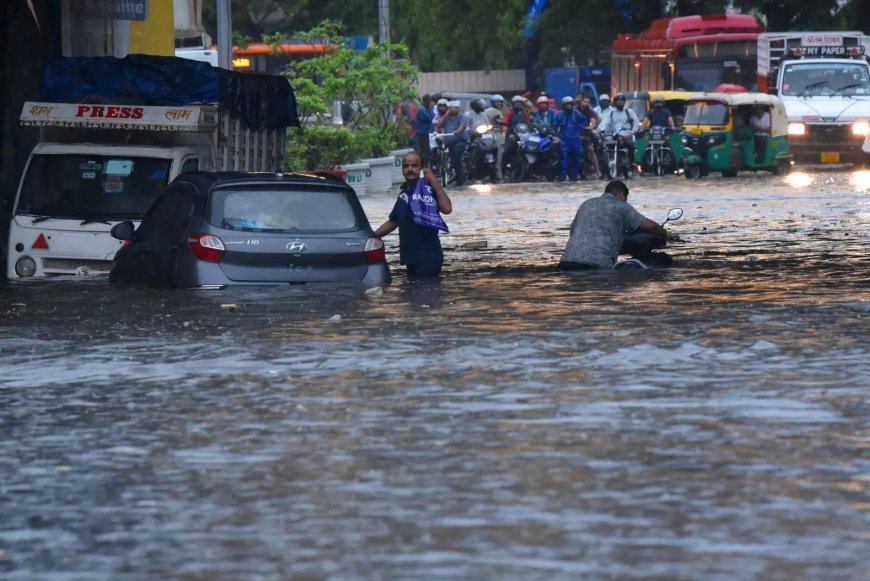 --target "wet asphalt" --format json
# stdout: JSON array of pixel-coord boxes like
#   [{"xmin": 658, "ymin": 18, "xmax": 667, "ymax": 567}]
[{"xmin": 1, "ymin": 169, "xmax": 869, "ymax": 579}]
